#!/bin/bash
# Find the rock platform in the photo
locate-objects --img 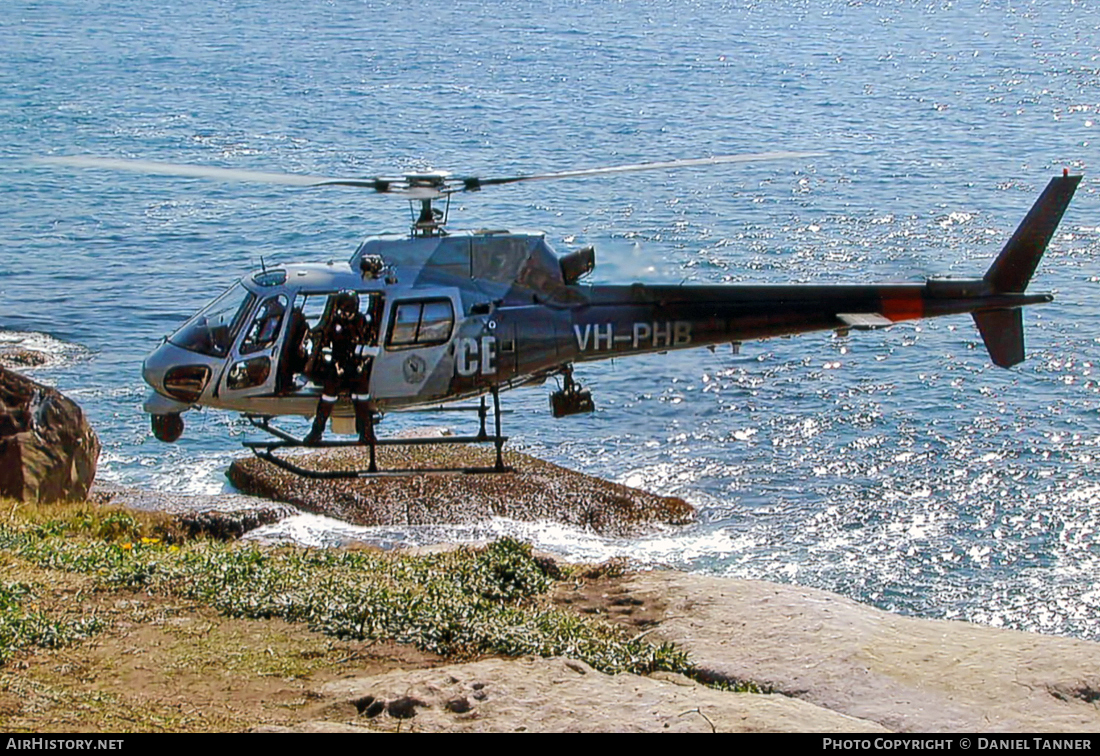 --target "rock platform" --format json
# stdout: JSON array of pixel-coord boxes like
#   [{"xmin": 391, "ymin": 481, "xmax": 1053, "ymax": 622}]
[
  {"xmin": 624, "ymin": 572, "xmax": 1100, "ymax": 732},
  {"xmin": 263, "ymin": 657, "xmax": 885, "ymax": 733},
  {"xmin": 266, "ymin": 570, "xmax": 1100, "ymax": 733},
  {"xmin": 228, "ymin": 446, "xmax": 695, "ymax": 537}
]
